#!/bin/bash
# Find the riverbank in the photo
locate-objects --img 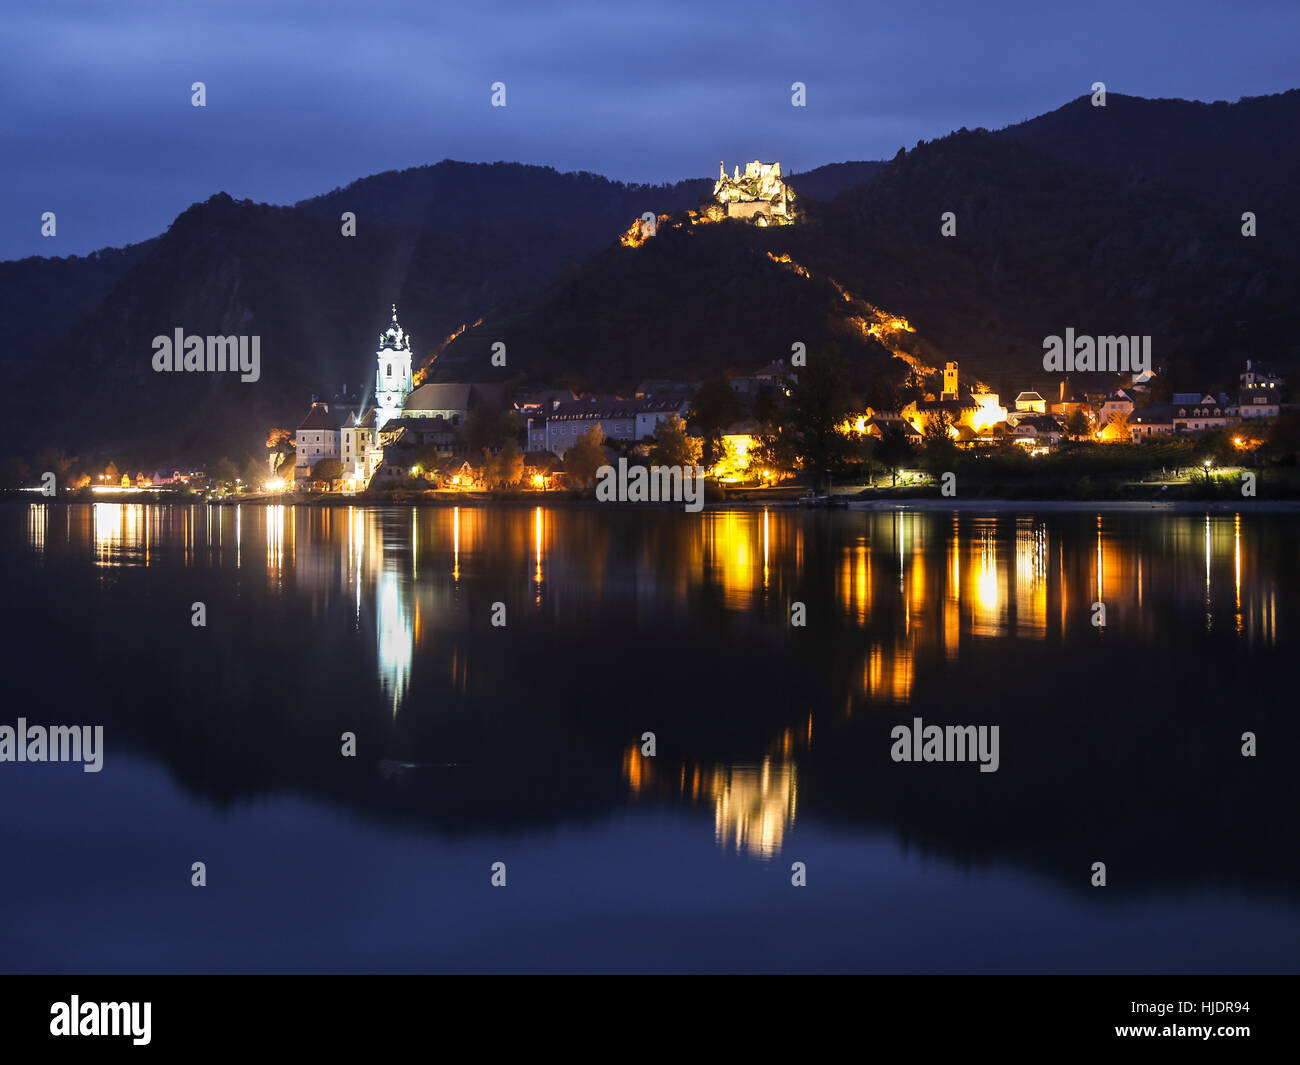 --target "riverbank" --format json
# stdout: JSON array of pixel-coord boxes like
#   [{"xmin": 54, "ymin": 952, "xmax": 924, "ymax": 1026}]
[{"xmin": 10, "ymin": 490, "xmax": 1300, "ymax": 513}]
